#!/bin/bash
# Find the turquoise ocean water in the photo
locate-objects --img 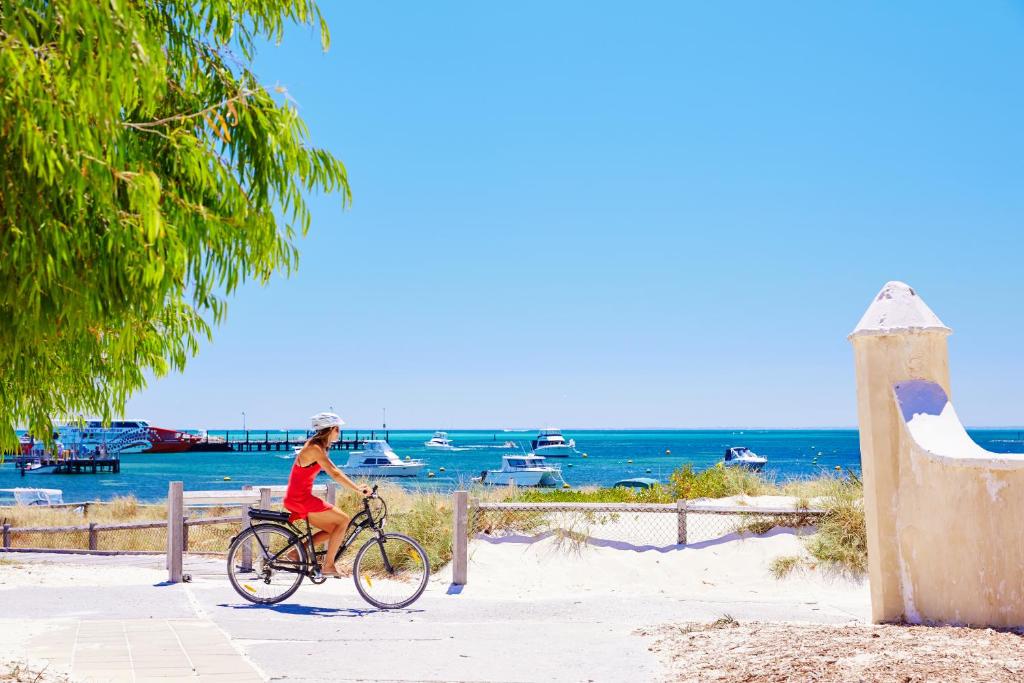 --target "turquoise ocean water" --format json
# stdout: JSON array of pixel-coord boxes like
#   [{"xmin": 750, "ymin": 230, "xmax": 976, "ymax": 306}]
[{"xmin": 4, "ymin": 429, "xmax": 1024, "ymax": 502}]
